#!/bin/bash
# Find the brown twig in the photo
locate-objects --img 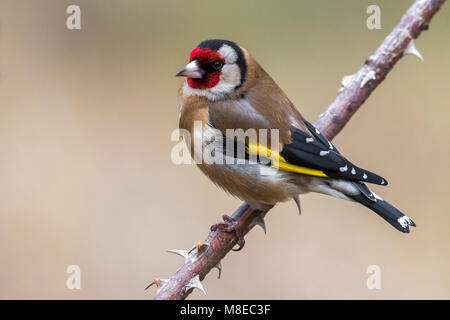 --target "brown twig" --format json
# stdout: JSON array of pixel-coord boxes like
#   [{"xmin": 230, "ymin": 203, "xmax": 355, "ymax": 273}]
[{"xmin": 152, "ymin": 0, "xmax": 446, "ymax": 300}]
